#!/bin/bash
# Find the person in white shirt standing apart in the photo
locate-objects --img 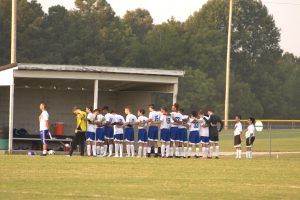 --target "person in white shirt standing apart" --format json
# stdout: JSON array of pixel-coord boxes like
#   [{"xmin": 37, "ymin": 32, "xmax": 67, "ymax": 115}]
[
  {"xmin": 246, "ymin": 117, "xmax": 256, "ymax": 159},
  {"xmin": 234, "ymin": 115, "xmax": 243, "ymax": 159},
  {"xmin": 86, "ymin": 106, "xmax": 96, "ymax": 157},
  {"xmin": 39, "ymin": 102, "xmax": 49, "ymax": 156},
  {"xmin": 124, "ymin": 106, "xmax": 137, "ymax": 157}
]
